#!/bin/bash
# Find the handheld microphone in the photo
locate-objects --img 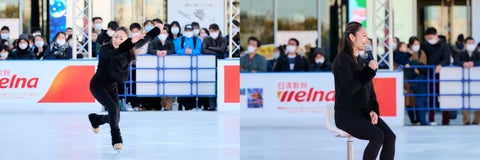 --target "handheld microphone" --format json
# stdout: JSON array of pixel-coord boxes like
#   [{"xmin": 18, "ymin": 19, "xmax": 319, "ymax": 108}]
[{"xmin": 365, "ymin": 45, "xmax": 374, "ymax": 61}]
